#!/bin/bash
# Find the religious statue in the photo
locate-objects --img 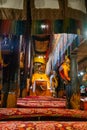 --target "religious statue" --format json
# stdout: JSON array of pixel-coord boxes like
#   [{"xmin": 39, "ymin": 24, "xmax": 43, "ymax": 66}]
[
  {"xmin": 31, "ymin": 56, "xmax": 51, "ymax": 96},
  {"xmin": 59, "ymin": 56, "xmax": 71, "ymax": 83}
]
